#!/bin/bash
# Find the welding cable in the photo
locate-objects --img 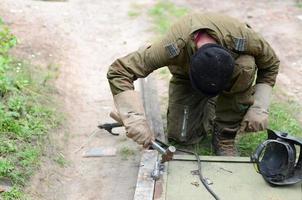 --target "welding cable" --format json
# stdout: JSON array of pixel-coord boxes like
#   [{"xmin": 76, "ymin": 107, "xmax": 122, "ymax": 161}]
[
  {"xmin": 154, "ymin": 139, "xmax": 219, "ymax": 199},
  {"xmin": 176, "ymin": 148, "xmax": 220, "ymax": 200}
]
